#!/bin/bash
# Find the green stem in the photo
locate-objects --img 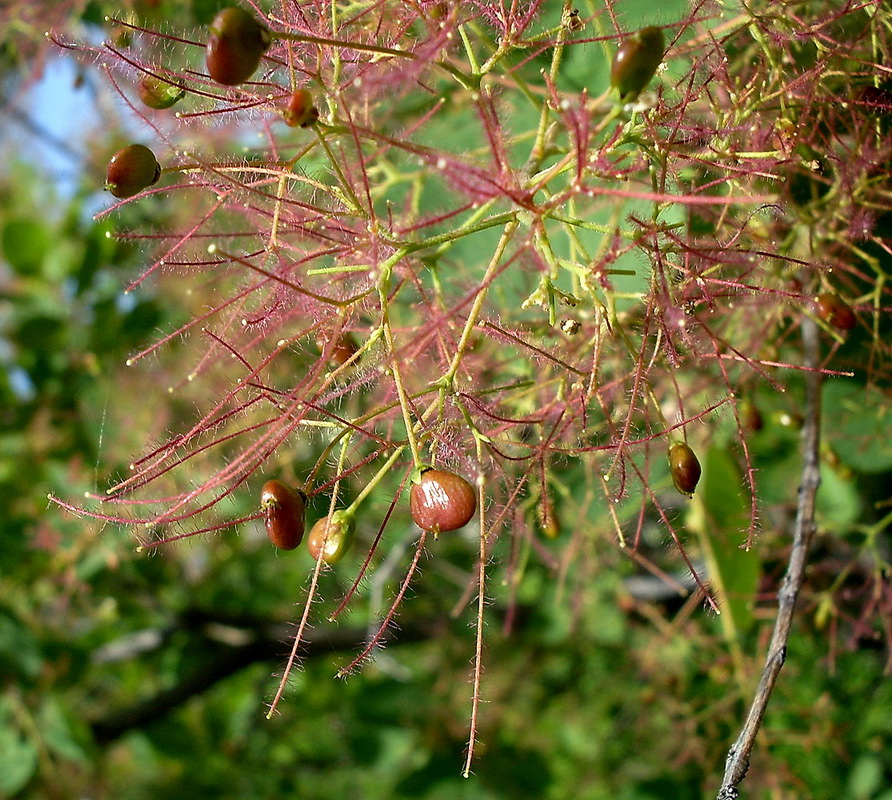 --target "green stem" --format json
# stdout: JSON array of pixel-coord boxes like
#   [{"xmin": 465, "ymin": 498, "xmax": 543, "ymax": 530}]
[{"xmin": 345, "ymin": 446, "xmax": 407, "ymax": 515}]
